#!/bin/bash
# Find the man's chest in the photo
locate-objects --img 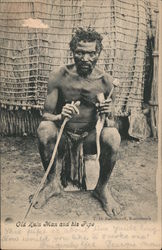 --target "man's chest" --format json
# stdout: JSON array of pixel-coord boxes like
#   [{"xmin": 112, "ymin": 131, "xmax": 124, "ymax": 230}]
[{"xmin": 59, "ymin": 76, "xmax": 106, "ymax": 103}]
